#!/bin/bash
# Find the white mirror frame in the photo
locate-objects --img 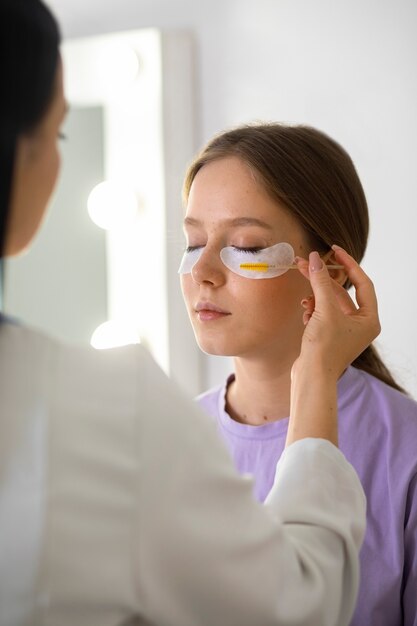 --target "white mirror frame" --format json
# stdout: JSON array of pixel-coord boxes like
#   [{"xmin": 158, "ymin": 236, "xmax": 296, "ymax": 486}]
[{"xmin": 63, "ymin": 29, "xmax": 201, "ymax": 395}]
